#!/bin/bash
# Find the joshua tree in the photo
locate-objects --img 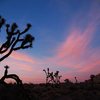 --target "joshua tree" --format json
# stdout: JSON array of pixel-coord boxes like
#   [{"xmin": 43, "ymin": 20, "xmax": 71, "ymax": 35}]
[
  {"xmin": 43, "ymin": 68, "xmax": 55, "ymax": 84},
  {"xmin": 43, "ymin": 68, "xmax": 62, "ymax": 84},
  {"xmin": 0, "ymin": 65, "xmax": 22, "ymax": 85},
  {"xmin": 0, "ymin": 16, "xmax": 35, "ymax": 62}
]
